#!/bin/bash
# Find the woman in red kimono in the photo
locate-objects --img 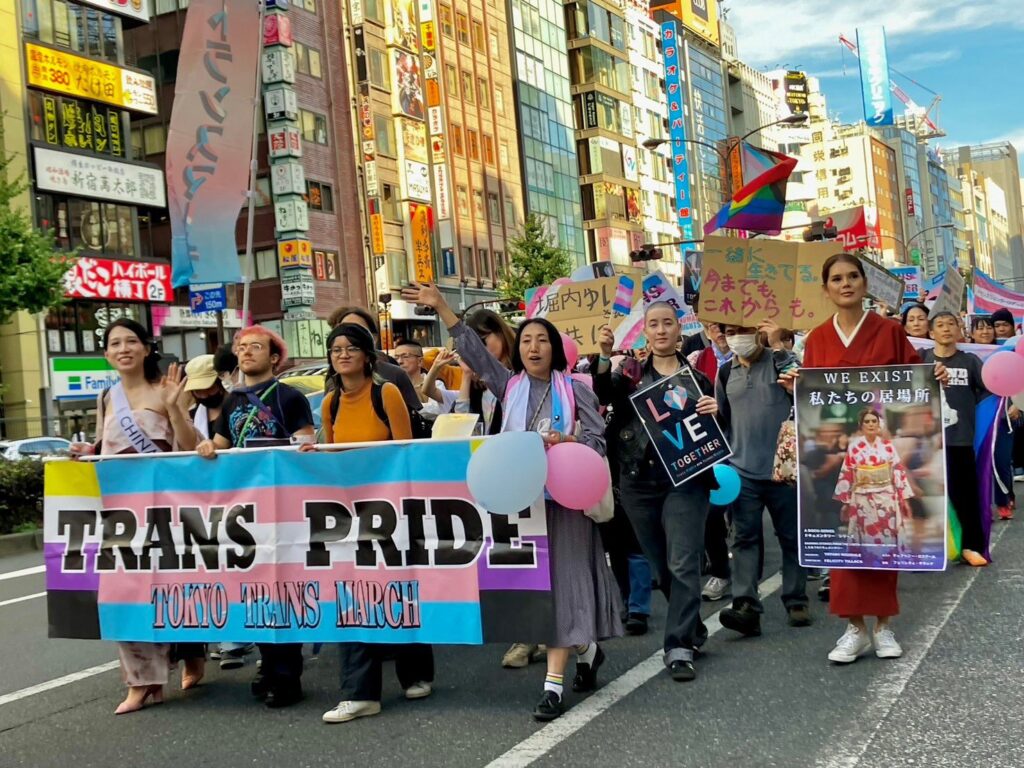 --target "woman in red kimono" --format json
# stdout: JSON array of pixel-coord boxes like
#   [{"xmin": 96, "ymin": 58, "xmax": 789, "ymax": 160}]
[{"xmin": 784, "ymin": 253, "xmax": 946, "ymax": 665}]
